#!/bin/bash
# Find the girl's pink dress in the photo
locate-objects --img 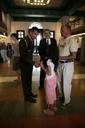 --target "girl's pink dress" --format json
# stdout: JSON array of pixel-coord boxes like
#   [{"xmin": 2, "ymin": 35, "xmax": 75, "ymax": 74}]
[{"xmin": 44, "ymin": 59, "xmax": 57, "ymax": 105}]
